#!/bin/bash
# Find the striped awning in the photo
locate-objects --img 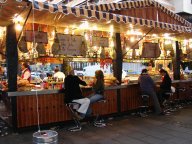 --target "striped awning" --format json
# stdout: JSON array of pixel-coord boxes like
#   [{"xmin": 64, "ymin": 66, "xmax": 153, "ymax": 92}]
[
  {"xmin": 80, "ymin": 0, "xmax": 192, "ymax": 27},
  {"xmin": 32, "ymin": 0, "xmax": 192, "ymax": 33}
]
